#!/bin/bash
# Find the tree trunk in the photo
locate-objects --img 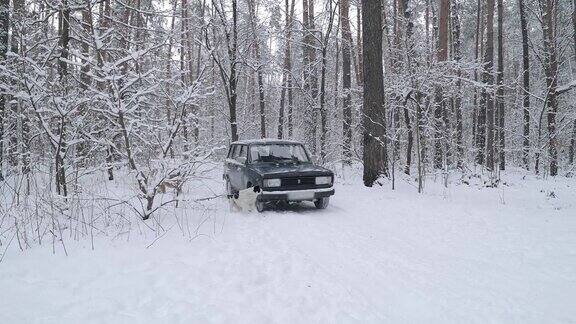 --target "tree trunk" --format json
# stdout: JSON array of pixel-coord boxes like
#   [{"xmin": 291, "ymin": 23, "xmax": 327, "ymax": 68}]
[
  {"xmin": 479, "ymin": 0, "xmax": 495, "ymax": 171},
  {"xmin": 318, "ymin": 1, "xmax": 336, "ymax": 162},
  {"xmin": 568, "ymin": 0, "xmax": 575, "ymax": 165},
  {"xmin": 190, "ymin": 0, "xmax": 206, "ymax": 145},
  {"xmin": 341, "ymin": 0, "xmax": 353, "ymax": 163},
  {"xmin": 278, "ymin": 77, "xmax": 287, "ymax": 139},
  {"xmin": 425, "ymin": 0, "xmax": 430, "ymax": 64},
  {"xmin": 287, "ymin": 50, "xmax": 294, "ymax": 138},
  {"xmin": 541, "ymin": 0, "xmax": 559, "ymax": 176},
  {"xmin": 434, "ymin": 0, "xmax": 450, "ymax": 170},
  {"xmin": 56, "ymin": 1, "xmax": 70, "ymax": 195},
  {"xmin": 229, "ymin": 0, "xmax": 239, "ymax": 141},
  {"xmin": 437, "ymin": 0, "xmax": 449, "ymax": 63},
  {"xmin": 58, "ymin": 0, "xmax": 70, "ymax": 80},
  {"xmin": 248, "ymin": 0, "xmax": 267, "ymax": 138},
  {"xmin": 303, "ymin": 0, "xmax": 318, "ymax": 154},
  {"xmin": 101, "ymin": 0, "xmax": 116, "ymax": 180},
  {"xmin": 278, "ymin": 0, "xmax": 295, "ymax": 139},
  {"xmin": 404, "ymin": 0, "xmax": 415, "ymax": 175},
  {"xmin": 55, "ymin": 118, "xmax": 68, "ymax": 197},
  {"xmin": 180, "ymin": 0, "xmax": 190, "ymax": 152},
  {"xmin": 0, "ymin": 0, "xmax": 8, "ymax": 180},
  {"xmin": 209, "ymin": 1, "xmax": 240, "ymax": 142},
  {"xmin": 391, "ymin": 0, "xmax": 401, "ymax": 165},
  {"xmin": 303, "ymin": 0, "xmax": 310, "ymax": 142},
  {"xmin": 319, "ymin": 49, "xmax": 329, "ymax": 162},
  {"xmin": 80, "ymin": 6, "xmax": 92, "ymax": 90},
  {"xmin": 570, "ymin": 121, "xmax": 576, "ymax": 165},
  {"xmin": 356, "ymin": 2, "xmax": 363, "ymax": 87},
  {"xmin": 573, "ymin": 0, "xmax": 576, "ymax": 60},
  {"xmin": 519, "ymin": 0, "xmax": 531, "ymax": 169},
  {"xmin": 451, "ymin": 0, "xmax": 463, "ymax": 169},
  {"xmin": 362, "ymin": 0, "xmax": 389, "ymax": 186},
  {"xmin": 496, "ymin": 0, "xmax": 505, "ymax": 171},
  {"xmin": 13, "ymin": 0, "xmax": 28, "ymax": 176},
  {"xmin": 391, "ymin": 0, "xmax": 414, "ymax": 175},
  {"xmin": 164, "ymin": 0, "xmax": 178, "ymax": 158},
  {"xmin": 475, "ymin": 0, "xmax": 486, "ymax": 165},
  {"xmin": 472, "ymin": 0, "xmax": 480, "ymax": 153}
]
